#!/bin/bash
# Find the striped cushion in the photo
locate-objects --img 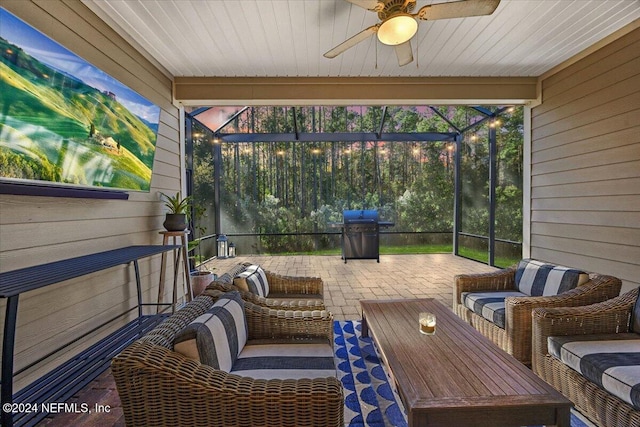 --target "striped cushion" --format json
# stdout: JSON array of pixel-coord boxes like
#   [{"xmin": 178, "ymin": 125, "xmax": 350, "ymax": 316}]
[
  {"xmin": 234, "ymin": 265, "xmax": 269, "ymax": 297},
  {"xmin": 515, "ymin": 259, "xmax": 589, "ymax": 297},
  {"xmin": 461, "ymin": 291, "xmax": 526, "ymax": 329},
  {"xmin": 231, "ymin": 342, "xmax": 336, "ymax": 380},
  {"xmin": 548, "ymin": 334, "xmax": 640, "ymax": 410},
  {"xmin": 173, "ymin": 291, "xmax": 247, "ymax": 371}
]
